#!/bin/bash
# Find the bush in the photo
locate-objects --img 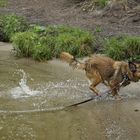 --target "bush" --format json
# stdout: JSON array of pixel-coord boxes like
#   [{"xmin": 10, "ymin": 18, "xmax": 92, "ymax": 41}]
[
  {"xmin": 2, "ymin": 14, "xmax": 28, "ymax": 41},
  {"xmin": 54, "ymin": 32, "xmax": 93, "ymax": 57},
  {"xmin": 104, "ymin": 36, "xmax": 140, "ymax": 61},
  {"xmin": 12, "ymin": 31, "xmax": 39, "ymax": 57},
  {"xmin": 32, "ymin": 36, "xmax": 55, "ymax": 60},
  {"xmin": 32, "ymin": 44, "xmax": 53, "ymax": 61},
  {"xmin": 45, "ymin": 25, "xmax": 94, "ymax": 57},
  {"xmin": 12, "ymin": 25, "xmax": 95, "ymax": 61}
]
